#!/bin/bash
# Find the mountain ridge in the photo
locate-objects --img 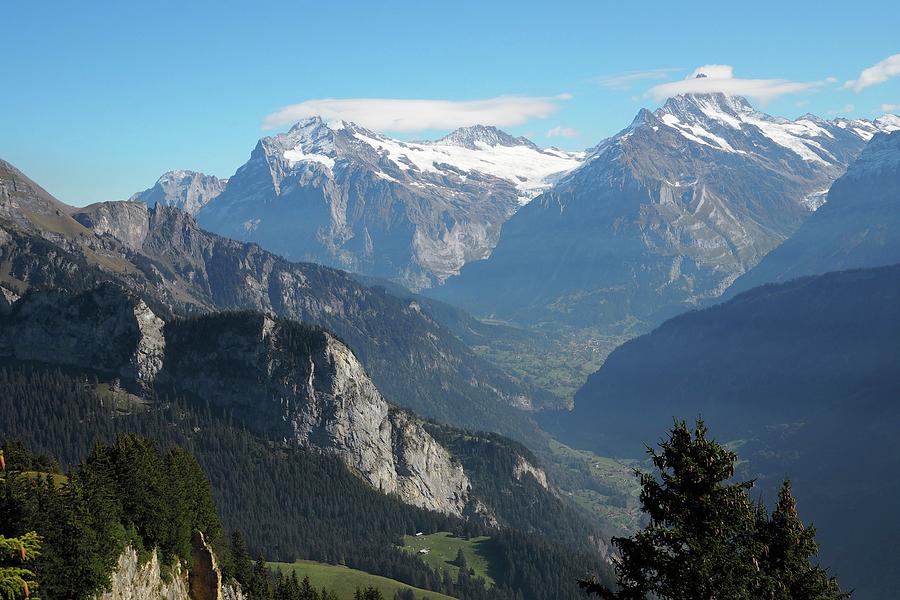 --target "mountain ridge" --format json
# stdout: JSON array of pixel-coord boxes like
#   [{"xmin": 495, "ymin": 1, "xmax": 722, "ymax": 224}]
[{"xmin": 433, "ymin": 93, "xmax": 899, "ymax": 330}]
